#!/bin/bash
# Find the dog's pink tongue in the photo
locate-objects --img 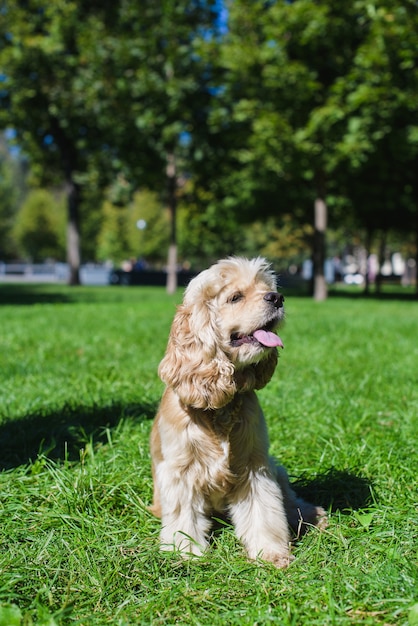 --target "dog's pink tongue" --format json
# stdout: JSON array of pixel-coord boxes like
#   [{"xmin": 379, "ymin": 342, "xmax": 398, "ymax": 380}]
[{"xmin": 253, "ymin": 330, "xmax": 284, "ymax": 348}]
